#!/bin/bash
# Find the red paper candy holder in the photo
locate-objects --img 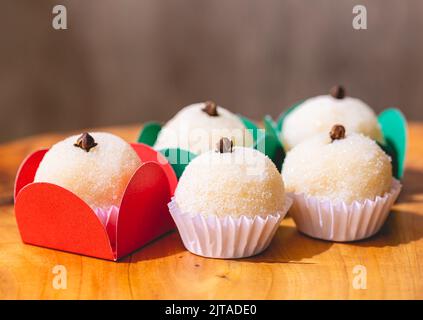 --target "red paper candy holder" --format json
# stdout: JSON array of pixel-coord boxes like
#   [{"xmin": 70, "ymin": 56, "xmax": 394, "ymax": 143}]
[{"xmin": 14, "ymin": 143, "xmax": 177, "ymax": 261}]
